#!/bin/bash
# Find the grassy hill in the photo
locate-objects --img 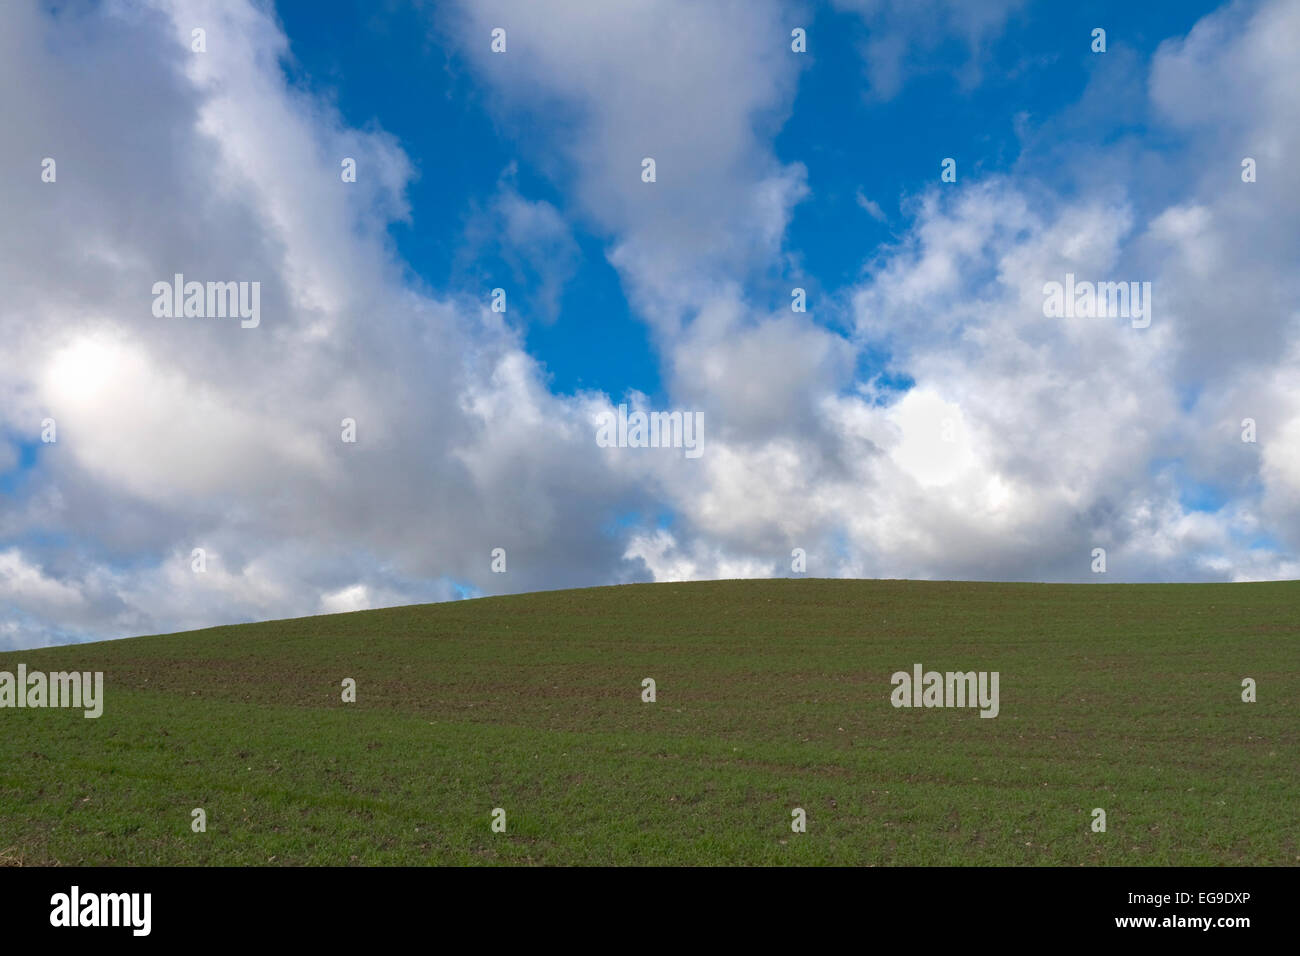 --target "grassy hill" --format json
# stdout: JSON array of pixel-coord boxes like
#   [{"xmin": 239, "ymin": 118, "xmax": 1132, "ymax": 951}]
[{"xmin": 1, "ymin": 578, "xmax": 1296, "ymax": 865}]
